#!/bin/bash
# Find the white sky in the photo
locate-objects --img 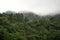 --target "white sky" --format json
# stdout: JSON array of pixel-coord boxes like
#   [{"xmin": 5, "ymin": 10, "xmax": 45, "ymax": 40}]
[{"xmin": 0, "ymin": 0, "xmax": 60, "ymax": 15}]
